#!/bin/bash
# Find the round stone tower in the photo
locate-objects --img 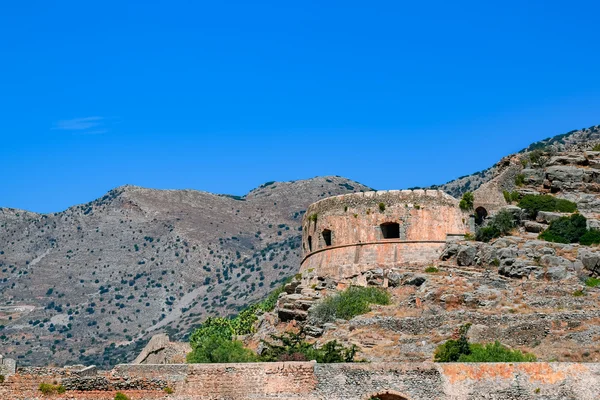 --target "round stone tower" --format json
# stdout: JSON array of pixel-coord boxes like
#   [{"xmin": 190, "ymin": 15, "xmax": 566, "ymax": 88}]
[{"xmin": 300, "ymin": 190, "xmax": 469, "ymax": 280}]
